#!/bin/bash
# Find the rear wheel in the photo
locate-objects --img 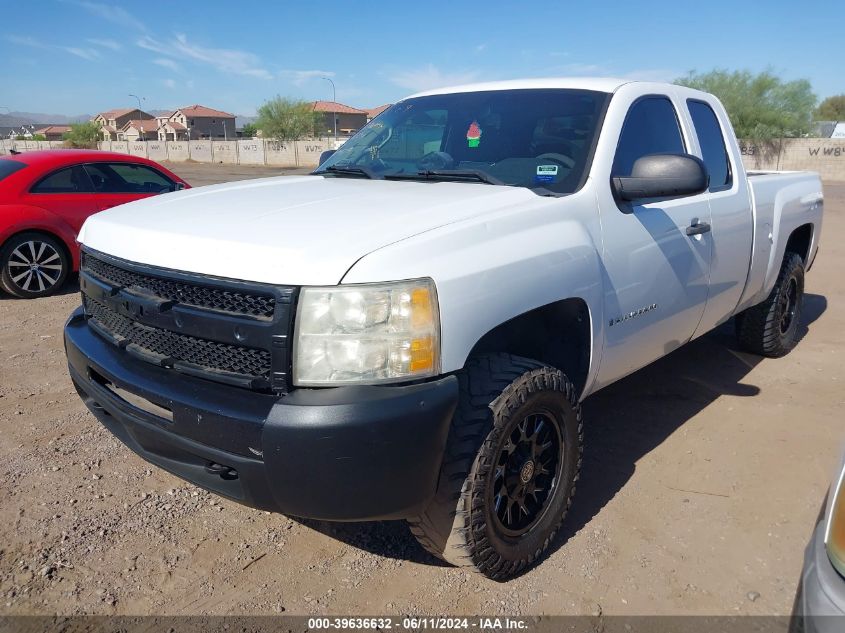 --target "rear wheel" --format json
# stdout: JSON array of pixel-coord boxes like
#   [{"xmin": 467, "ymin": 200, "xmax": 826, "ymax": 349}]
[
  {"xmin": 735, "ymin": 252, "xmax": 804, "ymax": 357},
  {"xmin": 0, "ymin": 232, "xmax": 70, "ymax": 299},
  {"xmin": 408, "ymin": 354, "xmax": 583, "ymax": 580}
]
